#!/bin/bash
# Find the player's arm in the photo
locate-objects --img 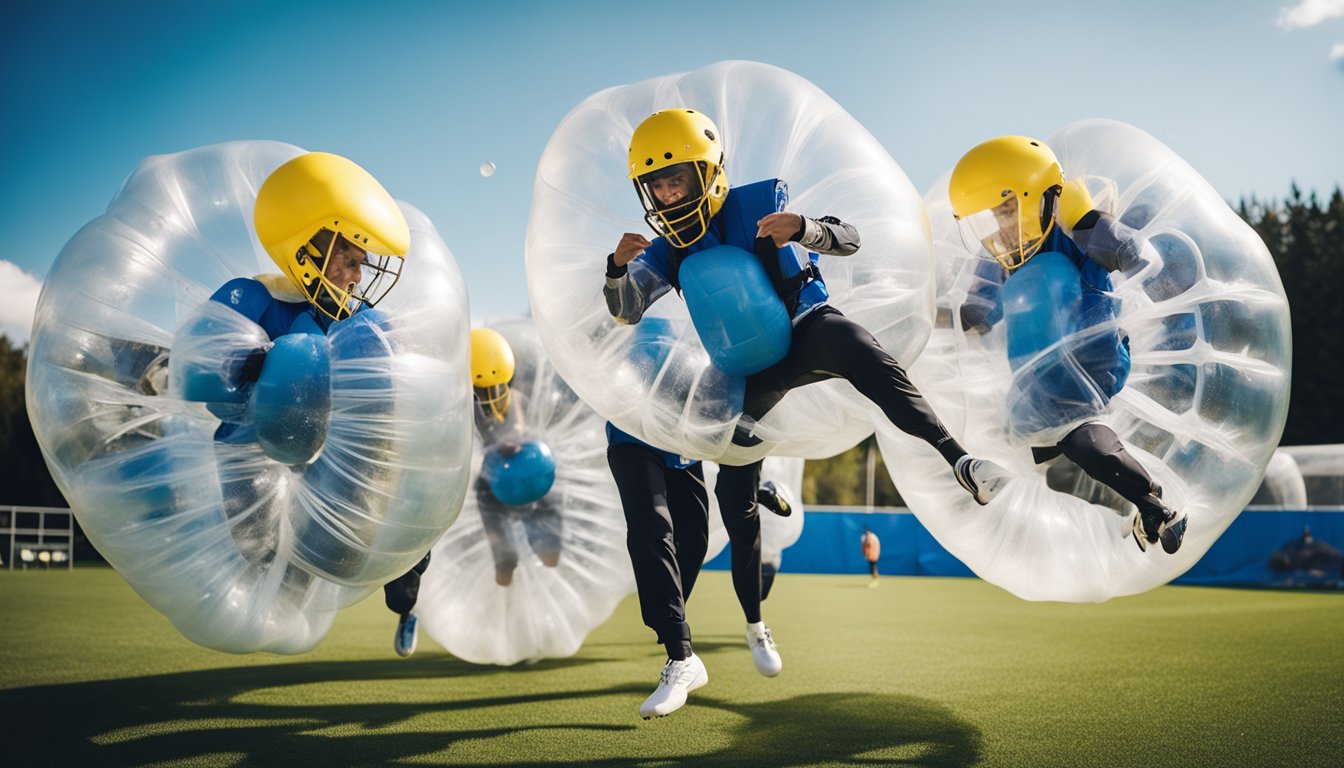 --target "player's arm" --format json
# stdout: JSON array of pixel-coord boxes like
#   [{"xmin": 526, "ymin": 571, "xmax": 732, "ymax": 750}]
[
  {"xmin": 1059, "ymin": 178, "xmax": 1145, "ymax": 273},
  {"xmin": 757, "ymin": 212, "xmax": 860, "ymax": 256},
  {"xmin": 604, "ymin": 234, "xmax": 672, "ymax": 324}
]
